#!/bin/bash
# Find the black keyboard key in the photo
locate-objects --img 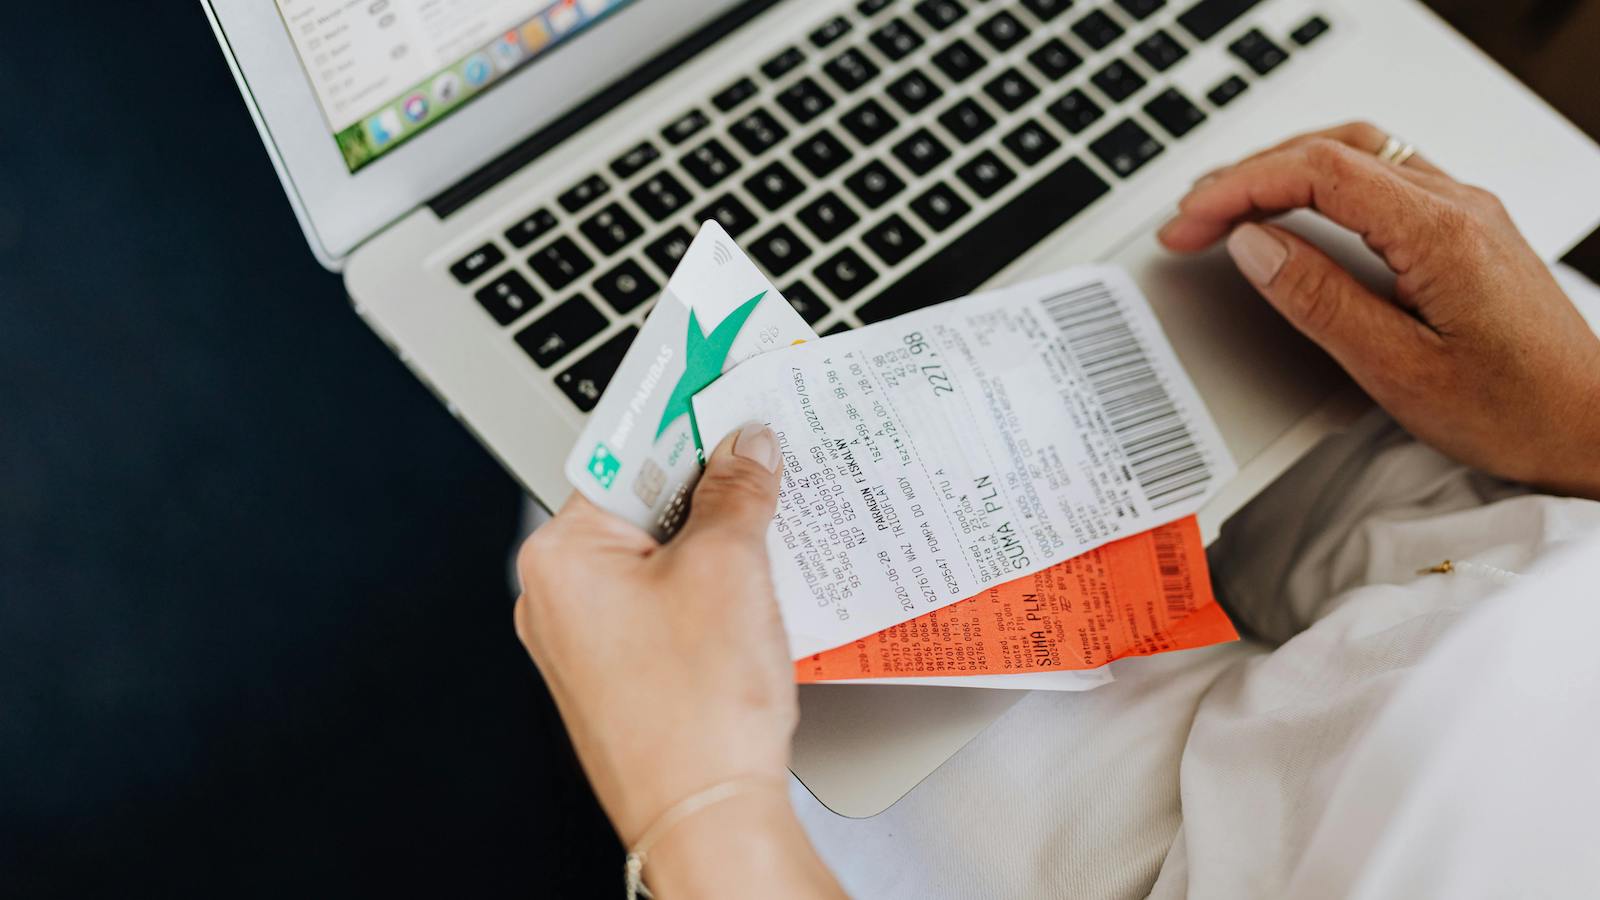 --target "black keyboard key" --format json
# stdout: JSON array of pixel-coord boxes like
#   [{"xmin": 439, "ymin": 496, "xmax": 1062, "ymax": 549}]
[
  {"xmin": 798, "ymin": 191, "xmax": 861, "ymax": 242},
  {"xmin": 870, "ymin": 18, "xmax": 925, "ymax": 61},
  {"xmin": 450, "ymin": 242, "xmax": 504, "ymax": 283},
  {"xmin": 558, "ymin": 174, "xmax": 609, "ymax": 213},
  {"xmin": 515, "ymin": 296, "xmax": 606, "ymax": 369},
  {"xmin": 1230, "ymin": 28, "xmax": 1289, "ymax": 74},
  {"xmin": 893, "ymin": 128, "xmax": 952, "ymax": 176},
  {"xmin": 909, "ymin": 182, "xmax": 971, "ymax": 232},
  {"xmin": 823, "ymin": 321, "xmax": 852, "ymax": 336},
  {"xmin": 744, "ymin": 160, "xmax": 807, "ymax": 211},
  {"xmin": 712, "ymin": 77, "xmax": 759, "ymax": 112},
  {"xmin": 863, "ymin": 214, "xmax": 926, "ymax": 266},
  {"xmin": 1022, "ymin": 0, "xmax": 1075, "ymax": 22},
  {"xmin": 681, "ymin": 138, "xmax": 742, "ymax": 188},
  {"xmin": 1177, "ymin": 0, "xmax": 1263, "ymax": 42},
  {"xmin": 857, "ymin": 0, "xmax": 892, "ymax": 15},
  {"xmin": 984, "ymin": 68, "xmax": 1040, "ymax": 112},
  {"xmin": 1144, "ymin": 87, "xmax": 1207, "ymax": 138},
  {"xmin": 1090, "ymin": 118, "xmax": 1164, "ymax": 177},
  {"xmin": 814, "ymin": 248, "xmax": 878, "ymax": 301},
  {"xmin": 610, "ymin": 142, "xmax": 660, "ymax": 179},
  {"xmin": 915, "ymin": 0, "xmax": 968, "ymax": 30},
  {"xmin": 629, "ymin": 171, "xmax": 693, "ymax": 221},
  {"xmin": 957, "ymin": 150, "xmax": 1016, "ymax": 199},
  {"xmin": 593, "ymin": 259, "xmax": 659, "ymax": 314},
  {"xmin": 696, "ymin": 193, "xmax": 758, "ymax": 238},
  {"xmin": 840, "ymin": 99, "xmax": 899, "ymax": 146},
  {"xmin": 1072, "ymin": 10, "xmax": 1124, "ymax": 50},
  {"xmin": 777, "ymin": 77, "xmax": 836, "ymax": 124},
  {"xmin": 662, "ymin": 110, "xmax": 710, "ymax": 146},
  {"xmin": 793, "ymin": 129, "xmax": 853, "ymax": 177},
  {"xmin": 976, "ymin": 11, "xmax": 1028, "ymax": 51},
  {"xmin": 1115, "ymin": 0, "xmax": 1166, "ymax": 20},
  {"xmin": 844, "ymin": 160, "xmax": 907, "ymax": 210},
  {"xmin": 579, "ymin": 203, "xmax": 645, "ymax": 256},
  {"xmin": 938, "ymin": 98, "xmax": 997, "ymax": 144},
  {"xmin": 824, "ymin": 47, "xmax": 881, "ymax": 93},
  {"xmin": 762, "ymin": 45, "xmax": 806, "ymax": 80},
  {"xmin": 1136, "ymin": 30, "xmax": 1188, "ymax": 71},
  {"xmin": 932, "ymin": 39, "xmax": 987, "ymax": 83},
  {"xmin": 729, "ymin": 108, "xmax": 790, "ymax": 156},
  {"xmin": 857, "ymin": 157, "xmax": 1110, "ymax": 322},
  {"xmin": 782, "ymin": 281, "xmax": 829, "ymax": 324},
  {"xmin": 1092, "ymin": 59, "xmax": 1147, "ymax": 102},
  {"xmin": 1292, "ymin": 15, "xmax": 1330, "ymax": 46},
  {"xmin": 529, "ymin": 236, "xmax": 594, "ymax": 291},
  {"xmin": 555, "ymin": 326, "xmax": 636, "ymax": 412},
  {"xmin": 1028, "ymin": 38, "xmax": 1083, "ymax": 81},
  {"xmin": 811, "ymin": 16, "xmax": 853, "ymax": 48},
  {"xmin": 1047, "ymin": 88, "xmax": 1104, "ymax": 134},
  {"xmin": 887, "ymin": 69, "xmax": 944, "ymax": 114},
  {"xmin": 505, "ymin": 208, "xmax": 558, "ymax": 249},
  {"xmin": 1002, "ymin": 119, "xmax": 1060, "ymax": 166},
  {"xmin": 644, "ymin": 226, "xmax": 694, "ymax": 277},
  {"xmin": 474, "ymin": 270, "xmax": 541, "ymax": 325},
  {"xmin": 749, "ymin": 224, "xmax": 813, "ymax": 277},
  {"xmin": 1207, "ymin": 74, "xmax": 1248, "ymax": 107}
]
